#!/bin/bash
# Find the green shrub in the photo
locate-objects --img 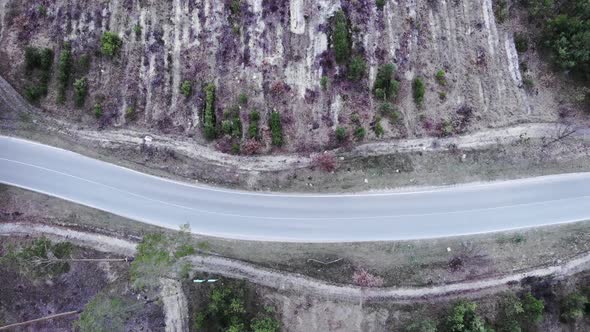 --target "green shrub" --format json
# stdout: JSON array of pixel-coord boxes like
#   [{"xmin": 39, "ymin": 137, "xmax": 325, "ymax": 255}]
[
  {"xmin": 413, "ymin": 77, "xmax": 425, "ymax": 106},
  {"xmin": 494, "ymin": 0, "xmax": 508, "ymax": 23},
  {"xmin": 94, "ymin": 104, "xmax": 103, "ymax": 118},
  {"xmin": 374, "ymin": 119, "xmax": 384, "ymax": 138},
  {"xmin": 374, "ymin": 64, "xmax": 399, "ymax": 100},
  {"xmin": 57, "ymin": 43, "xmax": 72, "ymax": 103},
  {"xmin": 354, "ymin": 127, "xmax": 365, "ymax": 141},
  {"xmin": 522, "ymin": 292, "xmax": 544, "ymax": 324},
  {"xmin": 269, "ymin": 111, "xmax": 283, "ymax": 146},
  {"xmin": 24, "ymin": 47, "xmax": 41, "ymax": 71},
  {"xmin": 238, "ymin": 93, "xmax": 248, "ymax": 105},
  {"xmin": 38, "ymin": 5, "xmax": 47, "ymax": 16},
  {"xmin": 180, "ymin": 80, "xmax": 192, "ymax": 97},
  {"xmin": 320, "ymin": 76, "xmax": 329, "ymax": 90},
  {"xmin": 133, "ymin": 24, "xmax": 142, "ymax": 38},
  {"xmin": 348, "ymin": 55, "xmax": 366, "ymax": 81},
  {"xmin": 101, "ymin": 31, "xmax": 122, "ymax": 57},
  {"xmin": 73, "ymin": 77, "xmax": 88, "ymax": 107},
  {"xmin": 445, "ymin": 301, "xmax": 486, "ymax": 332},
  {"xmin": 248, "ymin": 111, "xmax": 260, "ymax": 139},
  {"xmin": 405, "ymin": 319, "xmax": 437, "ymax": 332},
  {"xmin": 376, "ymin": 0, "xmax": 387, "ymax": 9},
  {"xmin": 560, "ymin": 292, "xmax": 588, "ymax": 323},
  {"xmin": 24, "ymin": 85, "xmax": 43, "ymax": 102},
  {"xmin": 222, "ymin": 120, "xmax": 233, "ymax": 135},
  {"xmin": 435, "ymin": 69, "xmax": 446, "ymax": 85},
  {"xmin": 332, "ymin": 10, "xmax": 351, "ymax": 64},
  {"xmin": 125, "ymin": 107, "xmax": 136, "ymax": 121},
  {"xmin": 439, "ymin": 92, "xmax": 447, "ymax": 100},
  {"xmin": 76, "ymin": 295, "xmax": 129, "ymax": 332},
  {"xmin": 203, "ymin": 83, "xmax": 217, "ymax": 139},
  {"xmin": 130, "ymin": 233, "xmax": 173, "ymax": 290},
  {"xmin": 1, "ymin": 237, "xmax": 73, "ymax": 276},
  {"xmin": 174, "ymin": 244, "xmax": 195, "ymax": 258},
  {"xmin": 335, "ymin": 127, "xmax": 346, "ymax": 143},
  {"xmin": 514, "ymin": 33, "xmax": 529, "ymax": 53},
  {"xmin": 230, "ymin": 0, "xmax": 241, "ymax": 16},
  {"xmin": 77, "ymin": 54, "xmax": 91, "ymax": 74},
  {"xmin": 251, "ymin": 316, "xmax": 281, "ymax": 332},
  {"xmin": 39, "ymin": 48, "xmax": 54, "ymax": 71}
]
